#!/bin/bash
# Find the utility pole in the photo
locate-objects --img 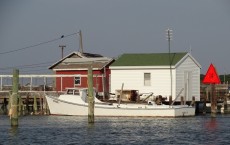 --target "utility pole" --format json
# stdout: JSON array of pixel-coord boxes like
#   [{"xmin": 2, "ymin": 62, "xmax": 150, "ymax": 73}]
[
  {"xmin": 59, "ymin": 45, "xmax": 66, "ymax": 59},
  {"xmin": 79, "ymin": 30, "xmax": 83, "ymax": 54},
  {"xmin": 166, "ymin": 28, "xmax": 173, "ymax": 99}
]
